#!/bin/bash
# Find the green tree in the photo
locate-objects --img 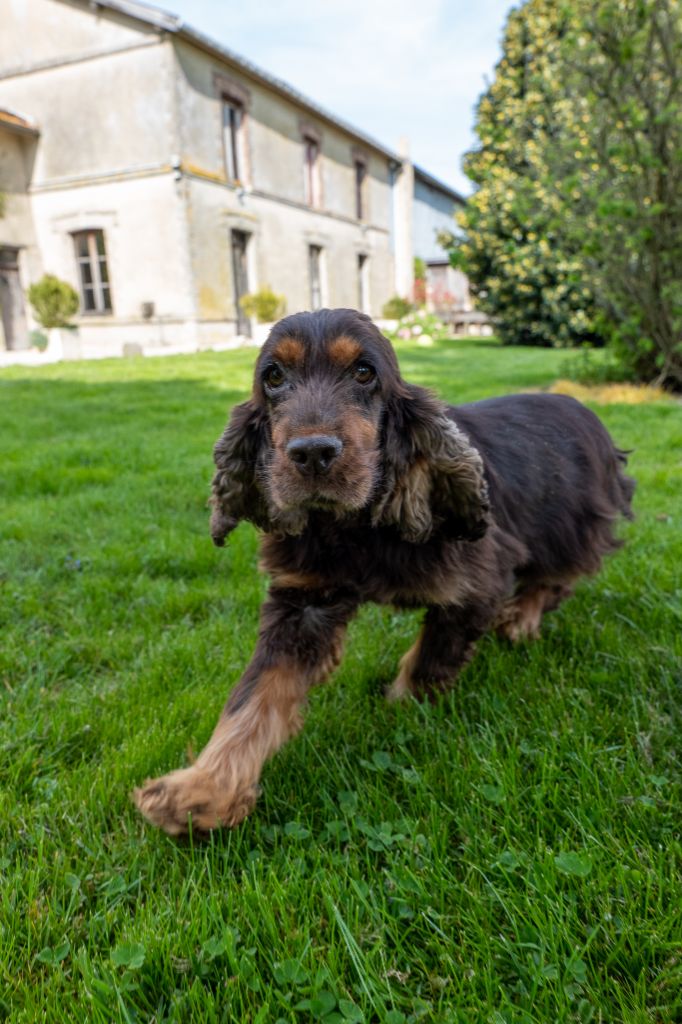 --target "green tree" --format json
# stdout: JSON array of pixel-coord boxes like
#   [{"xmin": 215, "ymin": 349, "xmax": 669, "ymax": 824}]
[
  {"xmin": 567, "ymin": 0, "xmax": 682, "ymax": 386},
  {"xmin": 452, "ymin": 0, "xmax": 682, "ymax": 385},
  {"xmin": 452, "ymin": 0, "xmax": 600, "ymax": 349}
]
